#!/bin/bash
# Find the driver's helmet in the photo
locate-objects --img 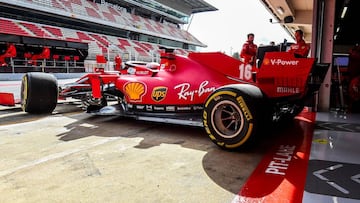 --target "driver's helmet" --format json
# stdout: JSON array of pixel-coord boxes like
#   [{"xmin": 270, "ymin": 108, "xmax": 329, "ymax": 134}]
[{"xmin": 146, "ymin": 62, "xmax": 160, "ymax": 70}]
